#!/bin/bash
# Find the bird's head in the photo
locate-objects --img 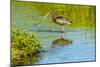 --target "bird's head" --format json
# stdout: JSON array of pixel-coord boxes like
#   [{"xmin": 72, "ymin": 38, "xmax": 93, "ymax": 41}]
[
  {"xmin": 50, "ymin": 10, "xmax": 56, "ymax": 18},
  {"xmin": 43, "ymin": 10, "xmax": 55, "ymax": 21}
]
